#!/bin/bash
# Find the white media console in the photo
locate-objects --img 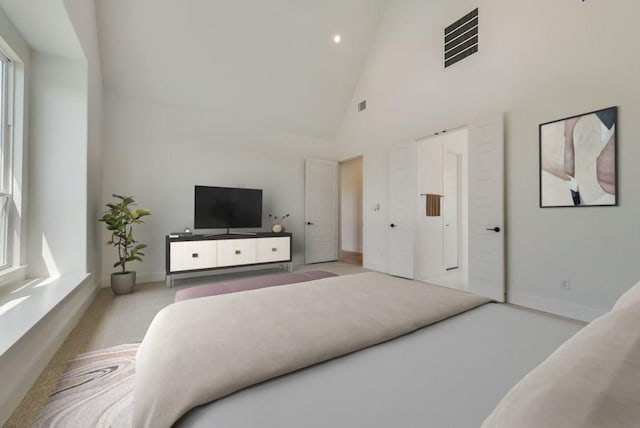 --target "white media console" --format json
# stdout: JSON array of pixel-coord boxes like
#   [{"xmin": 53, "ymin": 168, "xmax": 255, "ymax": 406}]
[{"xmin": 165, "ymin": 232, "xmax": 293, "ymax": 287}]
